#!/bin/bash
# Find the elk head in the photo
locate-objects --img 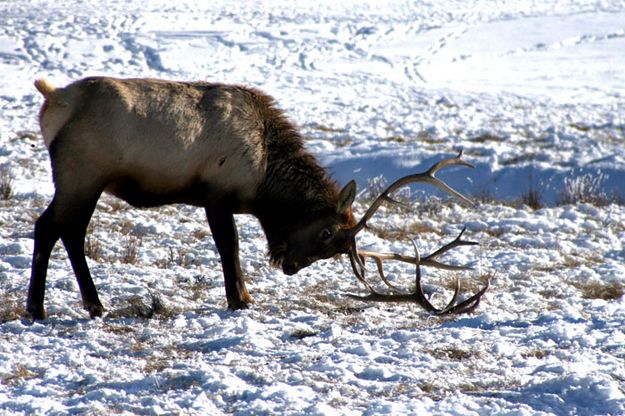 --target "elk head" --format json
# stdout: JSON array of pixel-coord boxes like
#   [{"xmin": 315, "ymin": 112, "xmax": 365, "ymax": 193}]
[
  {"xmin": 272, "ymin": 181, "xmax": 358, "ymax": 275},
  {"xmin": 335, "ymin": 151, "xmax": 488, "ymax": 314}
]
